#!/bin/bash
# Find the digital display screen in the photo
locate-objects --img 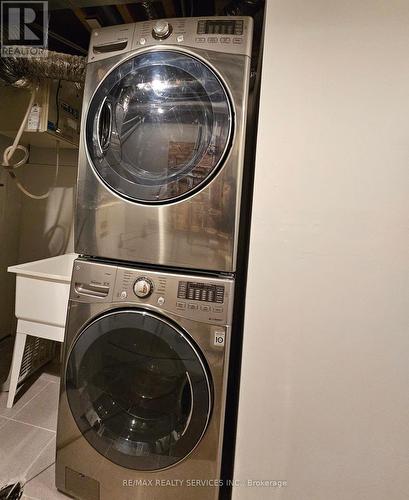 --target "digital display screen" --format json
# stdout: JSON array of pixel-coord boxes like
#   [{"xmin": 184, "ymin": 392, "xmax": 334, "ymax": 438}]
[
  {"xmin": 197, "ymin": 20, "xmax": 243, "ymax": 36},
  {"xmin": 178, "ymin": 281, "xmax": 225, "ymax": 303}
]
